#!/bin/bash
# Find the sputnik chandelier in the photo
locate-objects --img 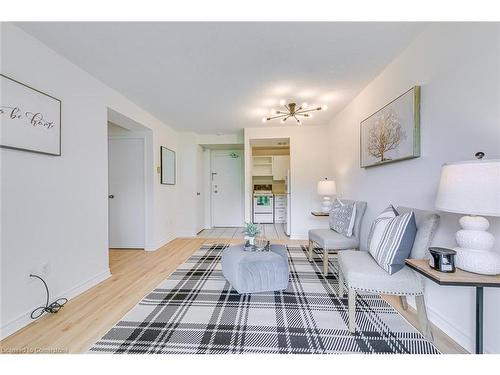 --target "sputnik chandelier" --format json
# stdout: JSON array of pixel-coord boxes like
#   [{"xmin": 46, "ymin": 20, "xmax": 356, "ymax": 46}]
[{"xmin": 262, "ymin": 99, "xmax": 327, "ymax": 125}]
